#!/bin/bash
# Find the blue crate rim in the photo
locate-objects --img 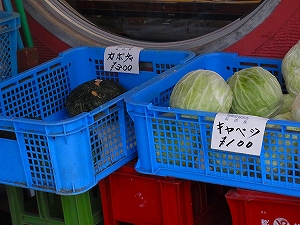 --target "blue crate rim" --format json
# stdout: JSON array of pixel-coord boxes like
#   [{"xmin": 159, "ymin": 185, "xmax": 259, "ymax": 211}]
[{"xmin": 0, "ymin": 46, "xmax": 195, "ymax": 126}]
